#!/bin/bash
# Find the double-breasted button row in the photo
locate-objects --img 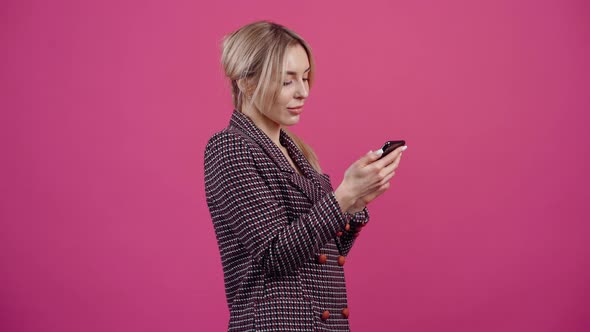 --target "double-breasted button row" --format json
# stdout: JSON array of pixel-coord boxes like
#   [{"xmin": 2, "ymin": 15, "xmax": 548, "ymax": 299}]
[
  {"xmin": 320, "ymin": 308, "xmax": 350, "ymax": 320},
  {"xmin": 317, "ymin": 254, "xmax": 346, "ymax": 266}
]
